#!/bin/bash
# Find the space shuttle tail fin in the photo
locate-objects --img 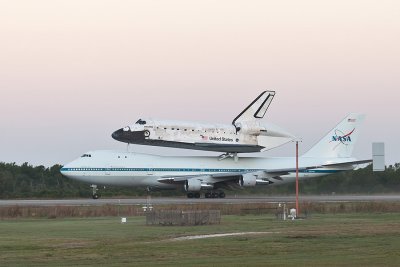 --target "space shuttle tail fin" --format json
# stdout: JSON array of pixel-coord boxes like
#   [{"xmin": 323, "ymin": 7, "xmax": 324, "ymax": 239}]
[{"xmin": 232, "ymin": 91, "xmax": 275, "ymax": 127}]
